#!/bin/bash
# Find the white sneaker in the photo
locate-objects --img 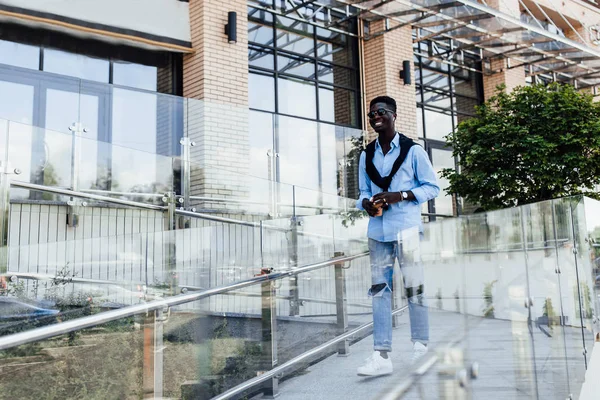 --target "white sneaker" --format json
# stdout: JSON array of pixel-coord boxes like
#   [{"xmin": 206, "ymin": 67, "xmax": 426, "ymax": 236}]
[
  {"xmin": 410, "ymin": 342, "xmax": 428, "ymax": 364},
  {"xmin": 357, "ymin": 351, "xmax": 393, "ymax": 376}
]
